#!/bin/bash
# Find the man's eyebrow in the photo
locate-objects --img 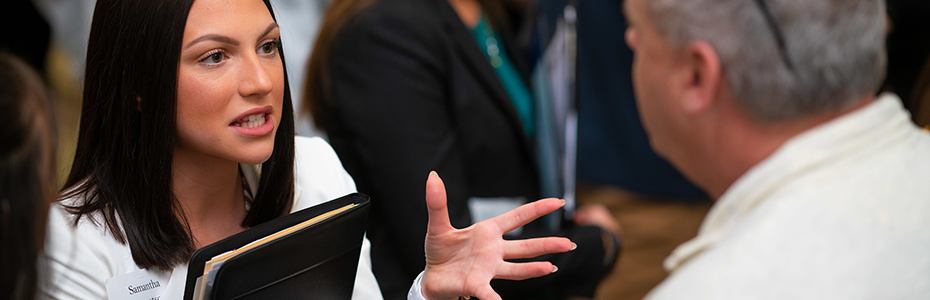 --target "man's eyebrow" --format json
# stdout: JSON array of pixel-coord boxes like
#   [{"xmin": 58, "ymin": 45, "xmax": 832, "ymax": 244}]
[{"xmin": 185, "ymin": 34, "xmax": 239, "ymax": 49}]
